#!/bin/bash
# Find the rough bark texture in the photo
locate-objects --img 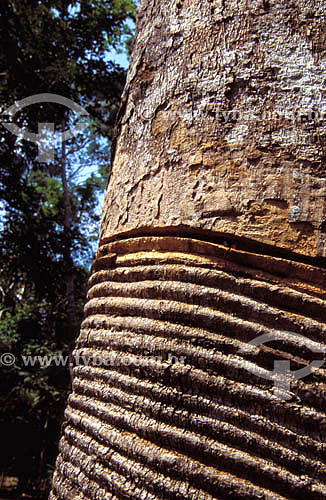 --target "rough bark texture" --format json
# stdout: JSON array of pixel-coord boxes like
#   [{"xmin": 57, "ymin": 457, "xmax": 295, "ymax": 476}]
[
  {"xmin": 101, "ymin": 0, "xmax": 326, "ymax": 258},
  {"xmin": 51, "ymin": 1, "xmax": 326, "ymax": 499},
  {"xmin": 51, "ymin": 237, "xmax": 326, "ymax": 499}
]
